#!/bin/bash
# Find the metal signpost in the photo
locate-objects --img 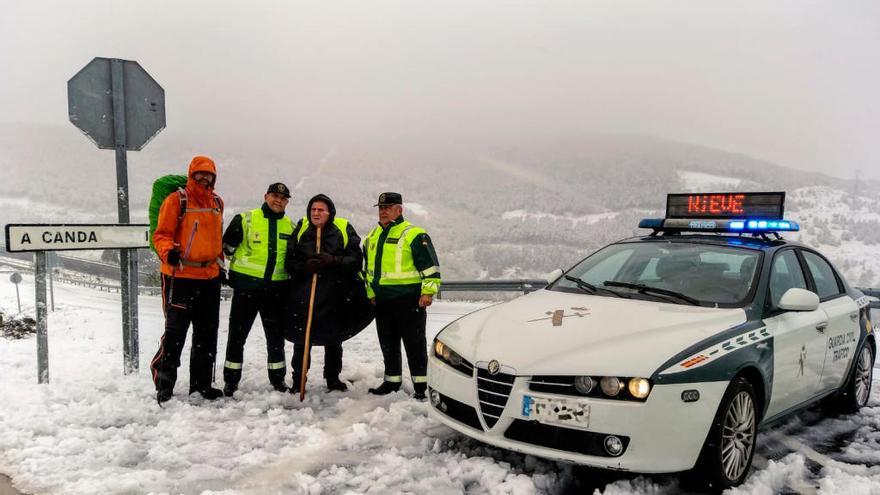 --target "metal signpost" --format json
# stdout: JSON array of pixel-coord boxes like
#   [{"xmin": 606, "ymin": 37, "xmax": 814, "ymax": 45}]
[
  {"xmin": 10, "ymin": 272, "xmax": 22, "ymax": 313},
  {"xmin": 68, "ymin": 57, "xmax": 165, "ymax": 375},
  {"xmin": 47, "ymin": 253, "xmax": 55, "ymax": 312},
  {"xmin": 4, "ymin": 224, "xmax": 150, "ymax": 383}
]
